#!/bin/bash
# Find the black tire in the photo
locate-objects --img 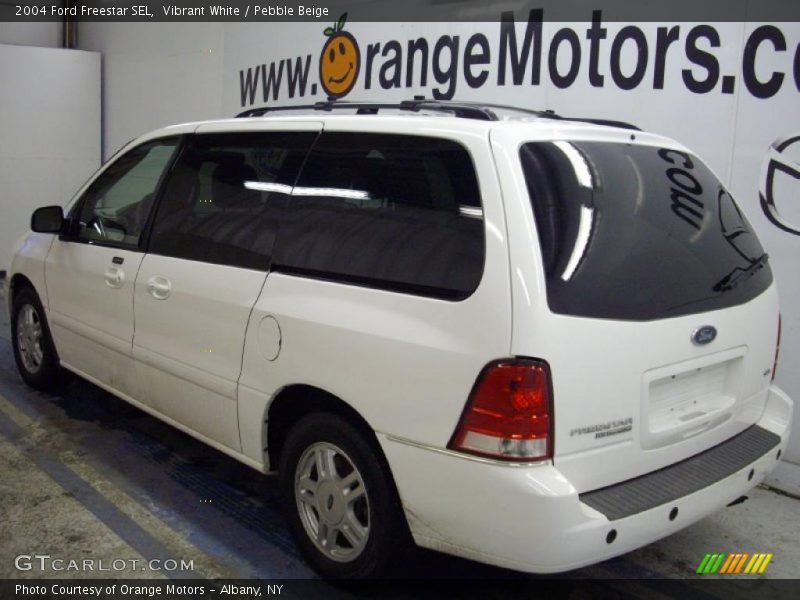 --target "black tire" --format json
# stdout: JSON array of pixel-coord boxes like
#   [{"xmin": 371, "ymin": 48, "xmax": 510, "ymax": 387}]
[
  {"xmin": 279, "ymin": 412, "xmax": 409, "ymax": 579},
  {"xmin": 10, "ymin": 286, "xmax": 64, "ymax": 393}
]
